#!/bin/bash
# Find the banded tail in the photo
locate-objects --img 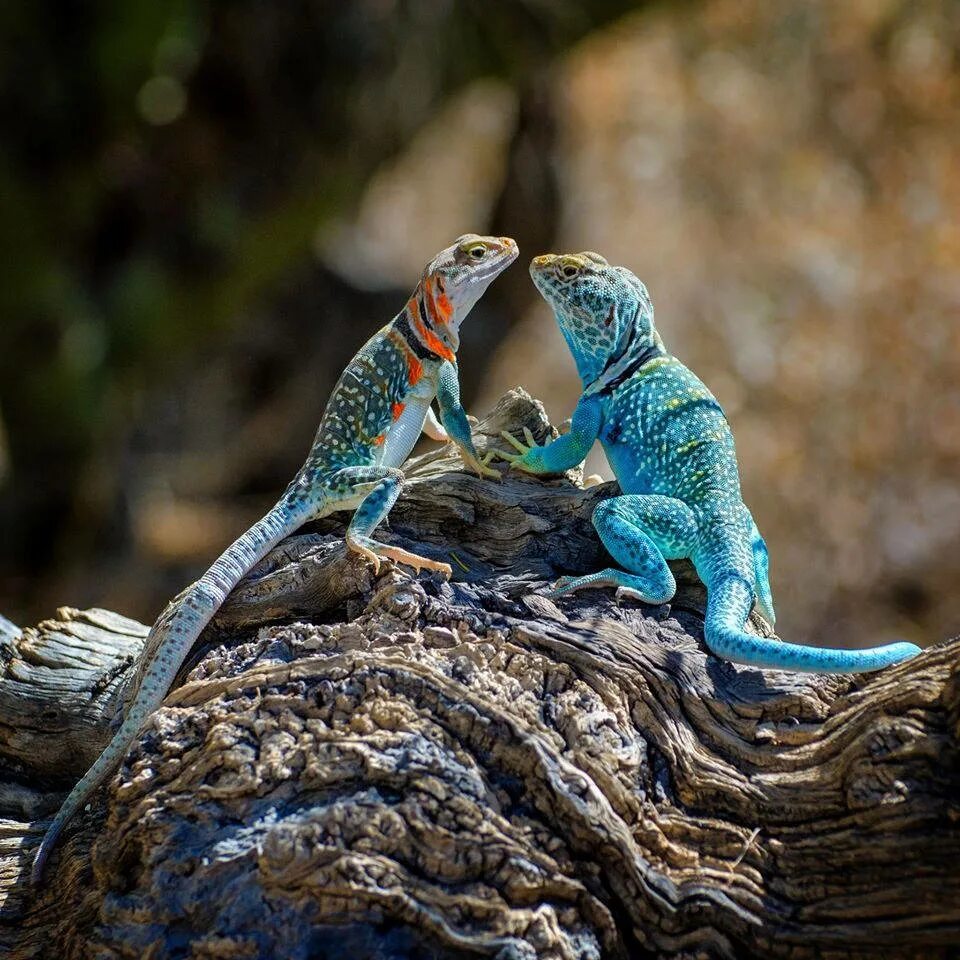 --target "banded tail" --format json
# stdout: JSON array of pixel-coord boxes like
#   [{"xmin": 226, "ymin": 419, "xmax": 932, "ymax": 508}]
[
  {"xmin": 31, "ymin": 496, "xmax": 313, "ymax": 884},
  {"xmin": 704, "ymin": 575, "xmax": 921, "ymax": 674}
]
